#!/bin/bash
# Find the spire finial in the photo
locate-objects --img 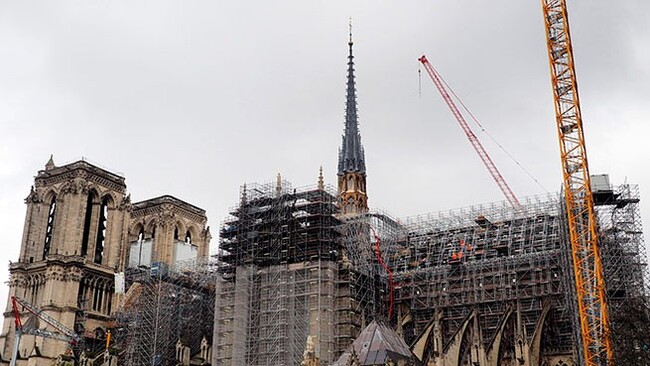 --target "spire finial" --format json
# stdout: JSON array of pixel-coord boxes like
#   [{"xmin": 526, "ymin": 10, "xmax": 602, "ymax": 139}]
[
  {"xmin": 276, "ymin": 173, "xmax": 282, "ymax": 197},
  {"xmin": 45, "ymin": 154, "xmax": 56, "ymax": 170},
  {"xmin": 348, "ymin": 17, "xmax": 353, "ymax": 45},
  {"xmin": 318, "ymin": 166, "xmax": 325, "ymax": 190}
]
